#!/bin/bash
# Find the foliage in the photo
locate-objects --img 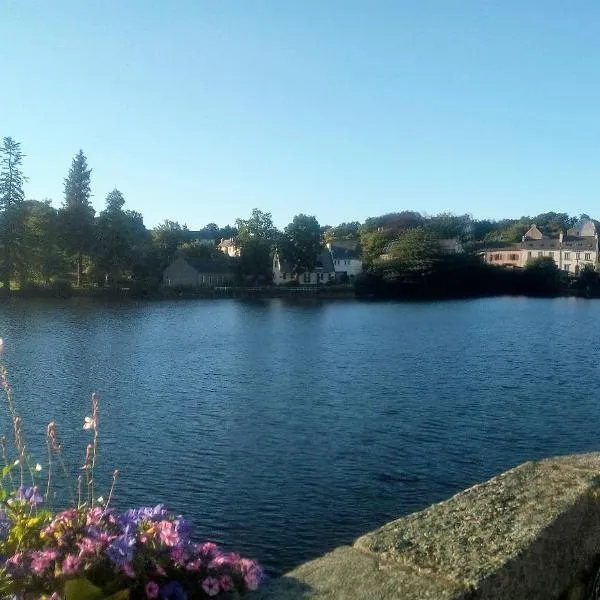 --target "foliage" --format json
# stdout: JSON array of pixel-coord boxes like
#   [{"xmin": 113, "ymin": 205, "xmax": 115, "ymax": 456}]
[
  {"xmin": 0, "ymin": 137, "xmax": 28, "ymax": 289},
  {"xmin": 0, "ymin": 343, "xmax": 264, "ymax": 600},
  {"xmin": 323, "ymin": 222, "xmax": 361, "ymax": 244},
  {"xmin": 383, "ymin": 228, "xmax": 442, "ymax": 274},
  {"xmin": 60, "ymin": 151, "xmax": 95, "ymax": 287},
  {"xmin": 279, "ymin": 214, "xmax": 323, "ymax": 274},
  {"xmin": 234, "ymin": 210, "xmax": 277, "ymax": 283}
]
